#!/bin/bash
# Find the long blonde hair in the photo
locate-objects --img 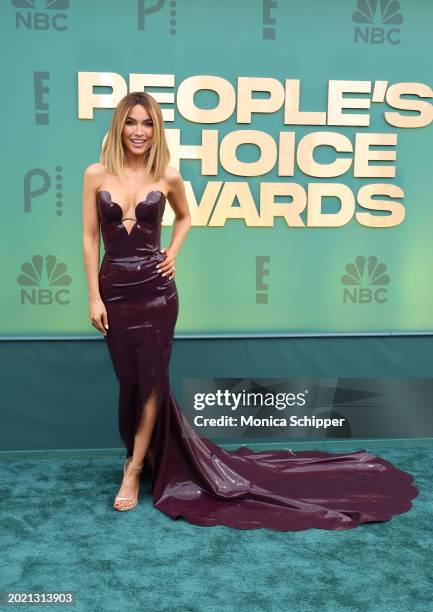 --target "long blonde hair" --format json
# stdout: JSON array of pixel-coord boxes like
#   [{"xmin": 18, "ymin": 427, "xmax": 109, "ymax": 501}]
[{"xmin": 100, "ymin": 91, "xmax": 170, "ymax": 181}]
